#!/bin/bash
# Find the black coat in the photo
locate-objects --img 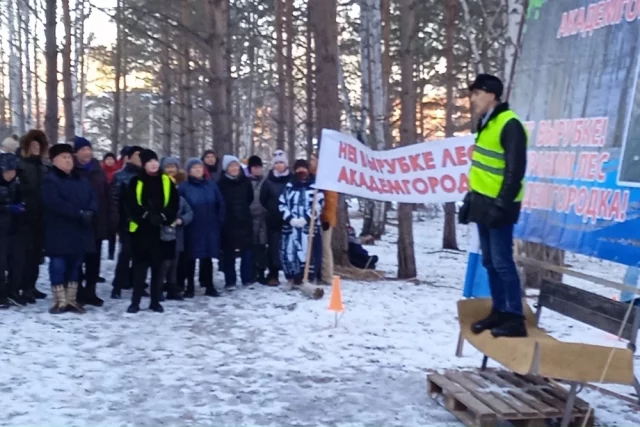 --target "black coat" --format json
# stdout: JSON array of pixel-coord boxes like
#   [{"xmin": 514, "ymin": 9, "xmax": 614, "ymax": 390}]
[
  {"xmin": 0, "ymin": 176, "xmax": 21, "ymax": 236},
  {"xmin": 125, "ymin": 173, "xmax": 179, "ymax": 261},
  {"xmin": 462, "ymin": 102, "xmax": 527, "ymax": 227},
  {"xmin": 17, "ymin": 155, "xmax": 47, "ymax": 250},
  {"xmin": 109, "ymin": 163, "xmax": 142, "ymax": 233},
  {"xmin": 42, "ymin": 167, "xmax": 97, "ymax": 257},
  {"xmin": 259, "ymin": 170, "xmax": 291, "ymax": 230},
  {"xmin": 74, "ymin": 158, "xmax": 110, "ymax": 242},
  {"xmin": 218, "ymin": 173, "xmax": 254, "ymax": 251}
]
